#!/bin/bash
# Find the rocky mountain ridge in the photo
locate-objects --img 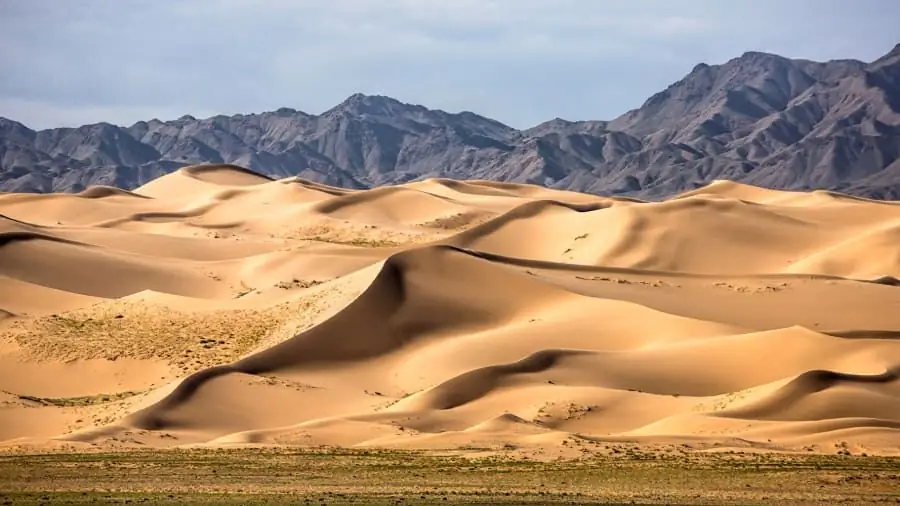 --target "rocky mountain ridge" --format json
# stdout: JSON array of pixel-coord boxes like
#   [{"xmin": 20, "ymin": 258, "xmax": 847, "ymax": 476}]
[{"xmin": 2, "ymin": 43, "xmax": 899, "ymax": 199}]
